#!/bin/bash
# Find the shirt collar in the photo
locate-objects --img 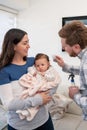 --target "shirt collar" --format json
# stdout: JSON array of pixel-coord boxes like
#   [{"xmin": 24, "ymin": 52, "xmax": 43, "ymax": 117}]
[{"xmin": 78, "ymin": 47, "xmax": 87, "ymax": 59}]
